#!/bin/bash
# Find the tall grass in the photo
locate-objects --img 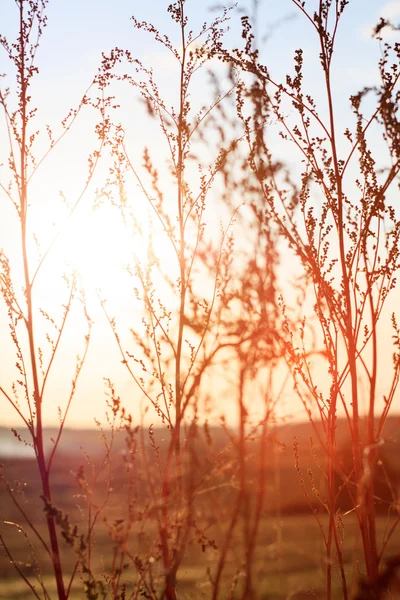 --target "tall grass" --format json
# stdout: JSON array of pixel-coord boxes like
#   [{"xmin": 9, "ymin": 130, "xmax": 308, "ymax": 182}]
[
  {"xmin": 0, "ymin": 1, "xmax": 108, "ymax": 598},
  {"xmin": 223, "ymin": 1, "xmax": 400, "ymax": 597},
  {"xmin": 1, "ymin": 1, "xmax": 400, "ymax": 599}
]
